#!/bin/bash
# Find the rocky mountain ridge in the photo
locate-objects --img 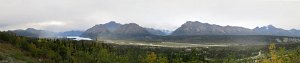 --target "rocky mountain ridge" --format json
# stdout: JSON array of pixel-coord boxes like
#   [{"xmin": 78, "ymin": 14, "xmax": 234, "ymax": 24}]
[
  {"xmin": 80, "ymin": 21, "xmax": 161, "ymax": 39},
  {"xmin": 172, "ymin": 21, "xmax": 300, "ymax": 37},
  {"xmin": 172, "ymin": 21, "xmax": 256, "ymax": 35},
  {"xmin": 10, "ymin": 21, "xmax": 300, "ymax": 39}
]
